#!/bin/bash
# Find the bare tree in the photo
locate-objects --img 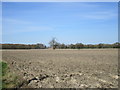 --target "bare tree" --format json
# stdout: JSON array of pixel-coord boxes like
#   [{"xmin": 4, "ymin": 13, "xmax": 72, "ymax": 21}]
[{"xmin": 49, "ymin": 37, "xmax": 58, "ymax": 50}]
